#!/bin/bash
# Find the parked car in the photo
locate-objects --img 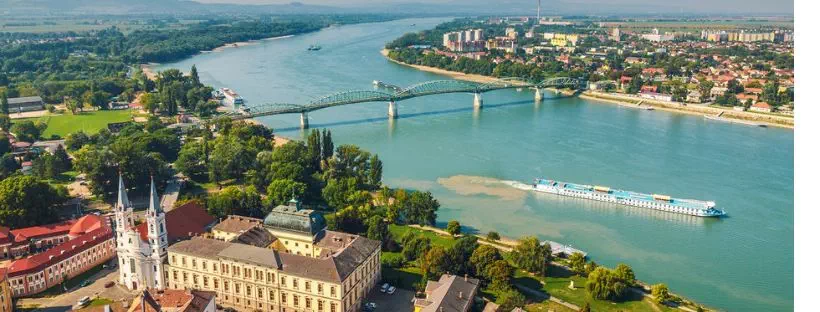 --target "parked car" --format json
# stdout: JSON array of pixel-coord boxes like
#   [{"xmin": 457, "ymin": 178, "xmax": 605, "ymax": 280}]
[
  {"xmin": 104, "ymin": 281, "xmax": 115, "ymax": 288},
  {"xmin": 387, "ymin": 286, "xmax": 396, "ymax": 295},
  {"xmin": 380, "ymin": 283, "xmax": 390, "ymax": 293},
  {"xmin": 77, "ymin": 296, "xmax": 91, "ymax": 307},
  {"xmin": 80, "ymin": 280, "xmax": 91, "ymax": 287},
  {"xmin": 363, "ymin": 302, "xmax": 377, "ymax": 312}
]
